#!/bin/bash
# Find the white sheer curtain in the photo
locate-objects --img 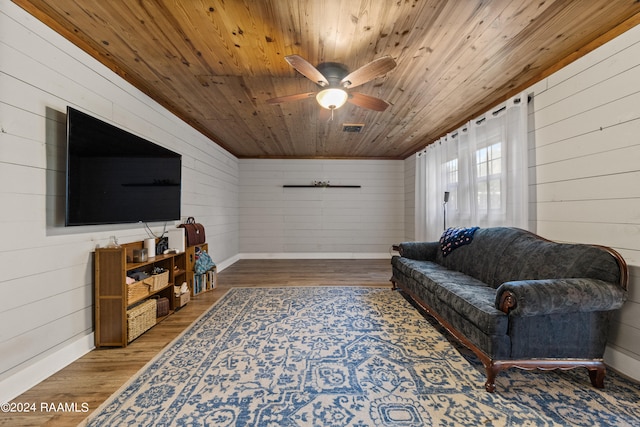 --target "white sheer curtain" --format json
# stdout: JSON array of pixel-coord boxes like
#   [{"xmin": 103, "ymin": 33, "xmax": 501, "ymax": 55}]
[
  {"xmin": 414, "ymin": 150, "xmax": 429, "ymax": 241},
  {"xmin": 415, "ymin": 93, "xmax": 529, "ymax": 241}
]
